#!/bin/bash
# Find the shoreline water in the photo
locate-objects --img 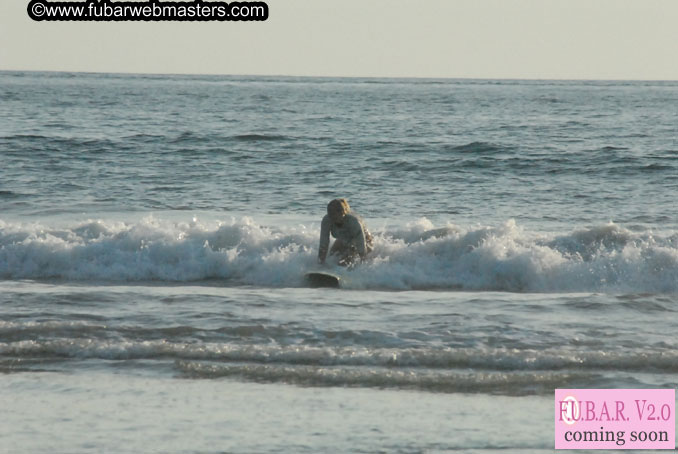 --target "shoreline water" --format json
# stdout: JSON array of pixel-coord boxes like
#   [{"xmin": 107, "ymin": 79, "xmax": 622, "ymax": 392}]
[{"xmin": 2, "ymin": 371, "xmax": 555, "ymax": 453}]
